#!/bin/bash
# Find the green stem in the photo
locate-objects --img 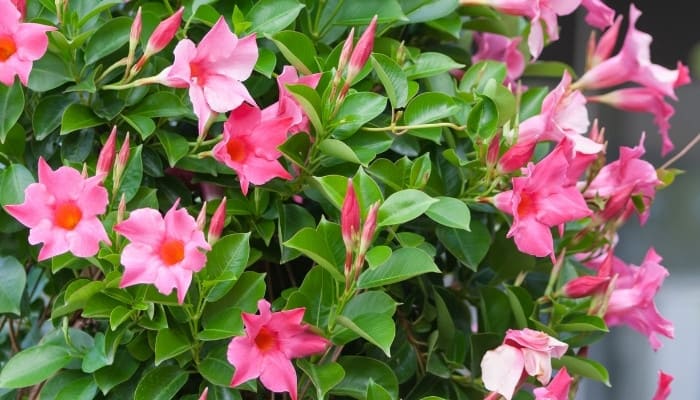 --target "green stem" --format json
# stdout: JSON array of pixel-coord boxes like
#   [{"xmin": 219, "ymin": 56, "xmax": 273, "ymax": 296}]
[
  {"xmin": 101, "ymin": 75, "xmax": 162, "ymax": 90},
  {"xmin": 362, "ymin": 122, "xmax": 466, "ymax": 133},
  {"xmin": 97, "ymin": 58, "xmax": 128, "ymax": 84}
]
